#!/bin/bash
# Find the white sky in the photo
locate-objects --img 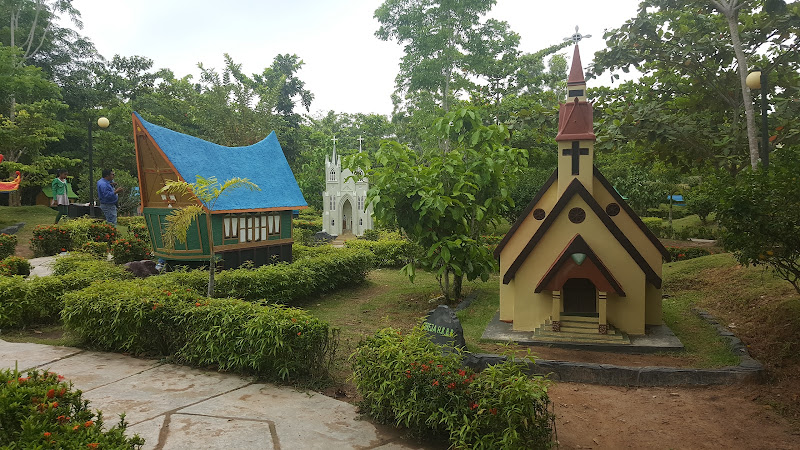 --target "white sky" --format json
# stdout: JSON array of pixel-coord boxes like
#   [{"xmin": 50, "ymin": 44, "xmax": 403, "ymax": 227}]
[{"xmin": 69, "ymin": 0, "xmax": 641, "ymax": 116}]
